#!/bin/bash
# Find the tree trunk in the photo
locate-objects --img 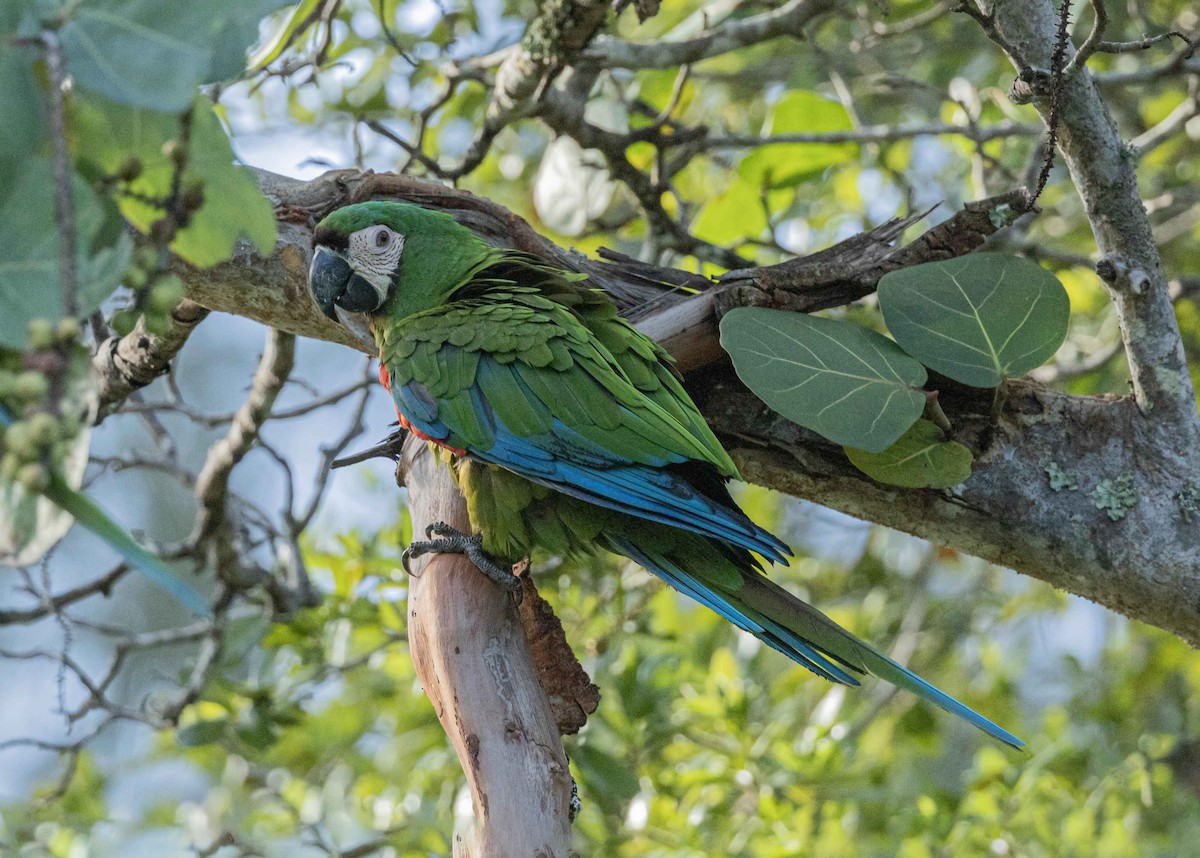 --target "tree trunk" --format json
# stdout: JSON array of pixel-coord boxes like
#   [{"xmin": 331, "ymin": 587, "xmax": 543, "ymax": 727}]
[{"xmin": 399, "ymin": 436, "xmax": 575, "ymax": 856}]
